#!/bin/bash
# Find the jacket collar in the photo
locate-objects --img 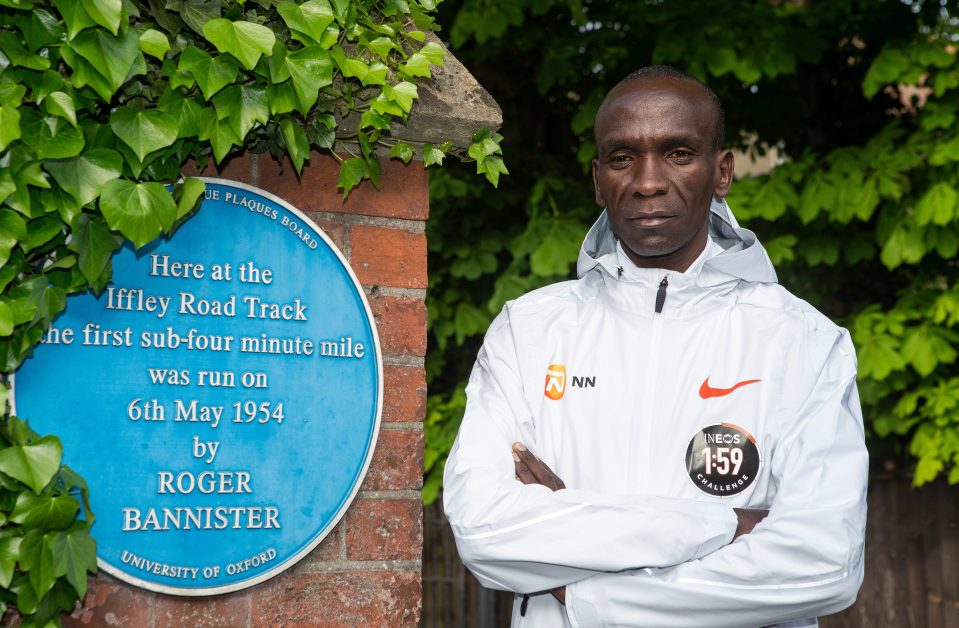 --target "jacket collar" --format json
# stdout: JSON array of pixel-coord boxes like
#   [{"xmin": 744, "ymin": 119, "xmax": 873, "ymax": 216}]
[{"xmin": 575, "ymin": 197, "xmax": 779, "ymax": 286}]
